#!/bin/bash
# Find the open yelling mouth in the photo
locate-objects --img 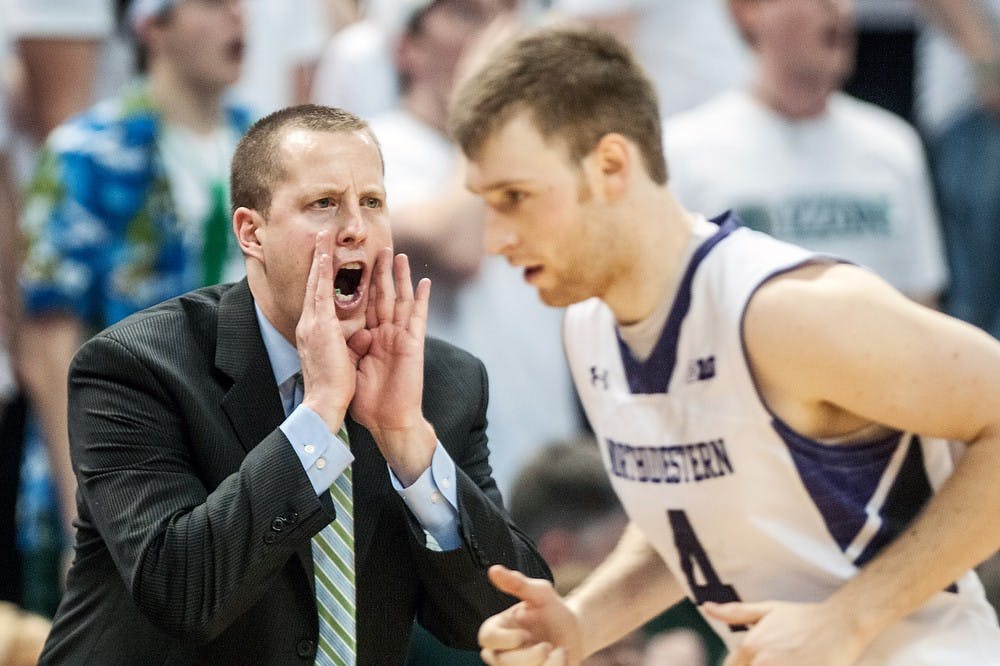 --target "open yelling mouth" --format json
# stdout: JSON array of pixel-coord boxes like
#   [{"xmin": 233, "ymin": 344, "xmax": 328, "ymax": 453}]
[{"xmin": 334, "ymin": 261, "xmax": 364, "ymax": 308}]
